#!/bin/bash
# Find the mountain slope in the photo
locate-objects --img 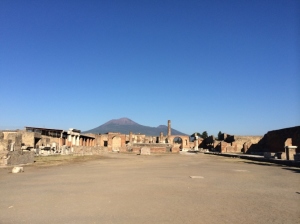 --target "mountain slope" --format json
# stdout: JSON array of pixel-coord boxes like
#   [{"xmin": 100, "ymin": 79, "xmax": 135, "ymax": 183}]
[{"xmin": 83, "ymin": 118, "xmax": 187, "ymax": 136}]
